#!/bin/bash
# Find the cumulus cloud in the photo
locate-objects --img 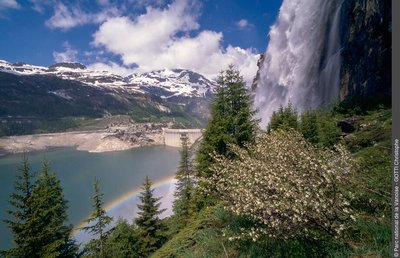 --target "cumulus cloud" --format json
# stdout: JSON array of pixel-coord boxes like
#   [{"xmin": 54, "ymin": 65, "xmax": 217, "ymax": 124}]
[
  {"xmin": 53, "ymin": 41, "xmax": 78, "ymax": 63},
  {"xmin": 0, "ymin": 0, "xmax": 20, "ymax": 10},
  {"xmin": 236, "ymin": 18, "xmax": 253, "ymax": 29},
  {"xmin": 45, "ymin": 2, "xmax": 120, "ymax": 30},
  {"xmin": 92, "ymin": 0, "xmax": 259, "ymax": 83}
]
